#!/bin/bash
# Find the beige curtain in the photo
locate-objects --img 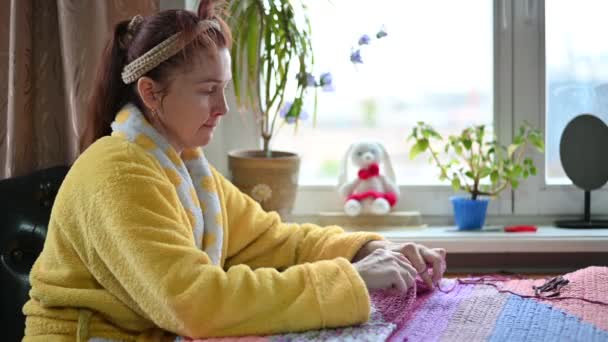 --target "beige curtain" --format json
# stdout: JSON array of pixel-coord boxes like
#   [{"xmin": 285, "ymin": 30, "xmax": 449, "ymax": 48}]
[{"xmin": 0, "ymin": 0, "xmax": 159, "ymax": 179}]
